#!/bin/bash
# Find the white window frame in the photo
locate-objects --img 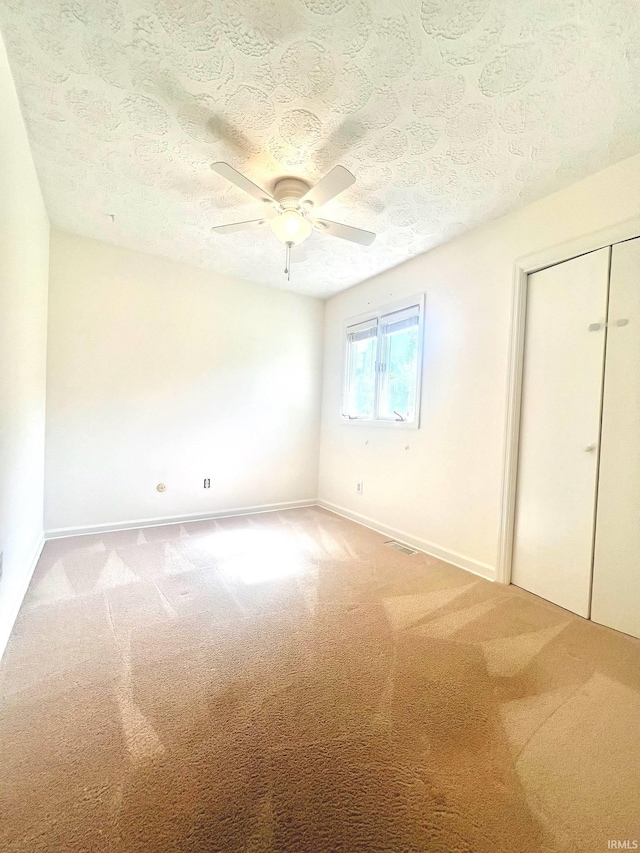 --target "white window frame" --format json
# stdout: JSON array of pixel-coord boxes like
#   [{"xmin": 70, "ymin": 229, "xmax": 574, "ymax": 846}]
[{"xmin": 340, "ymin": 293, "xmax": 425, "ymax": 429}]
